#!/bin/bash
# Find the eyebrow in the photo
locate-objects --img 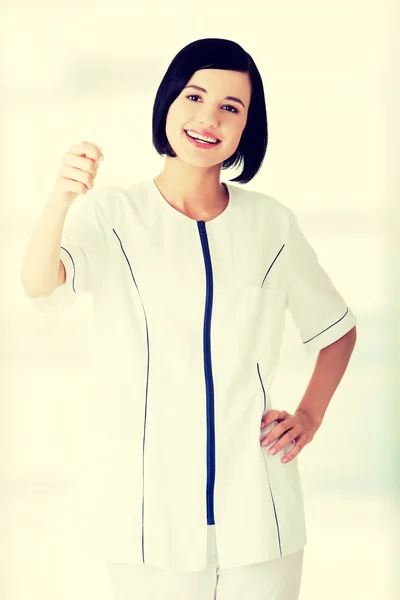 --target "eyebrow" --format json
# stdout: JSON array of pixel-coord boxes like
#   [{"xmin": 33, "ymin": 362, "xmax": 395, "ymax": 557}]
[{"xmin": 183, "ymin": 85, "xmax": 246, "ymax": 109}]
